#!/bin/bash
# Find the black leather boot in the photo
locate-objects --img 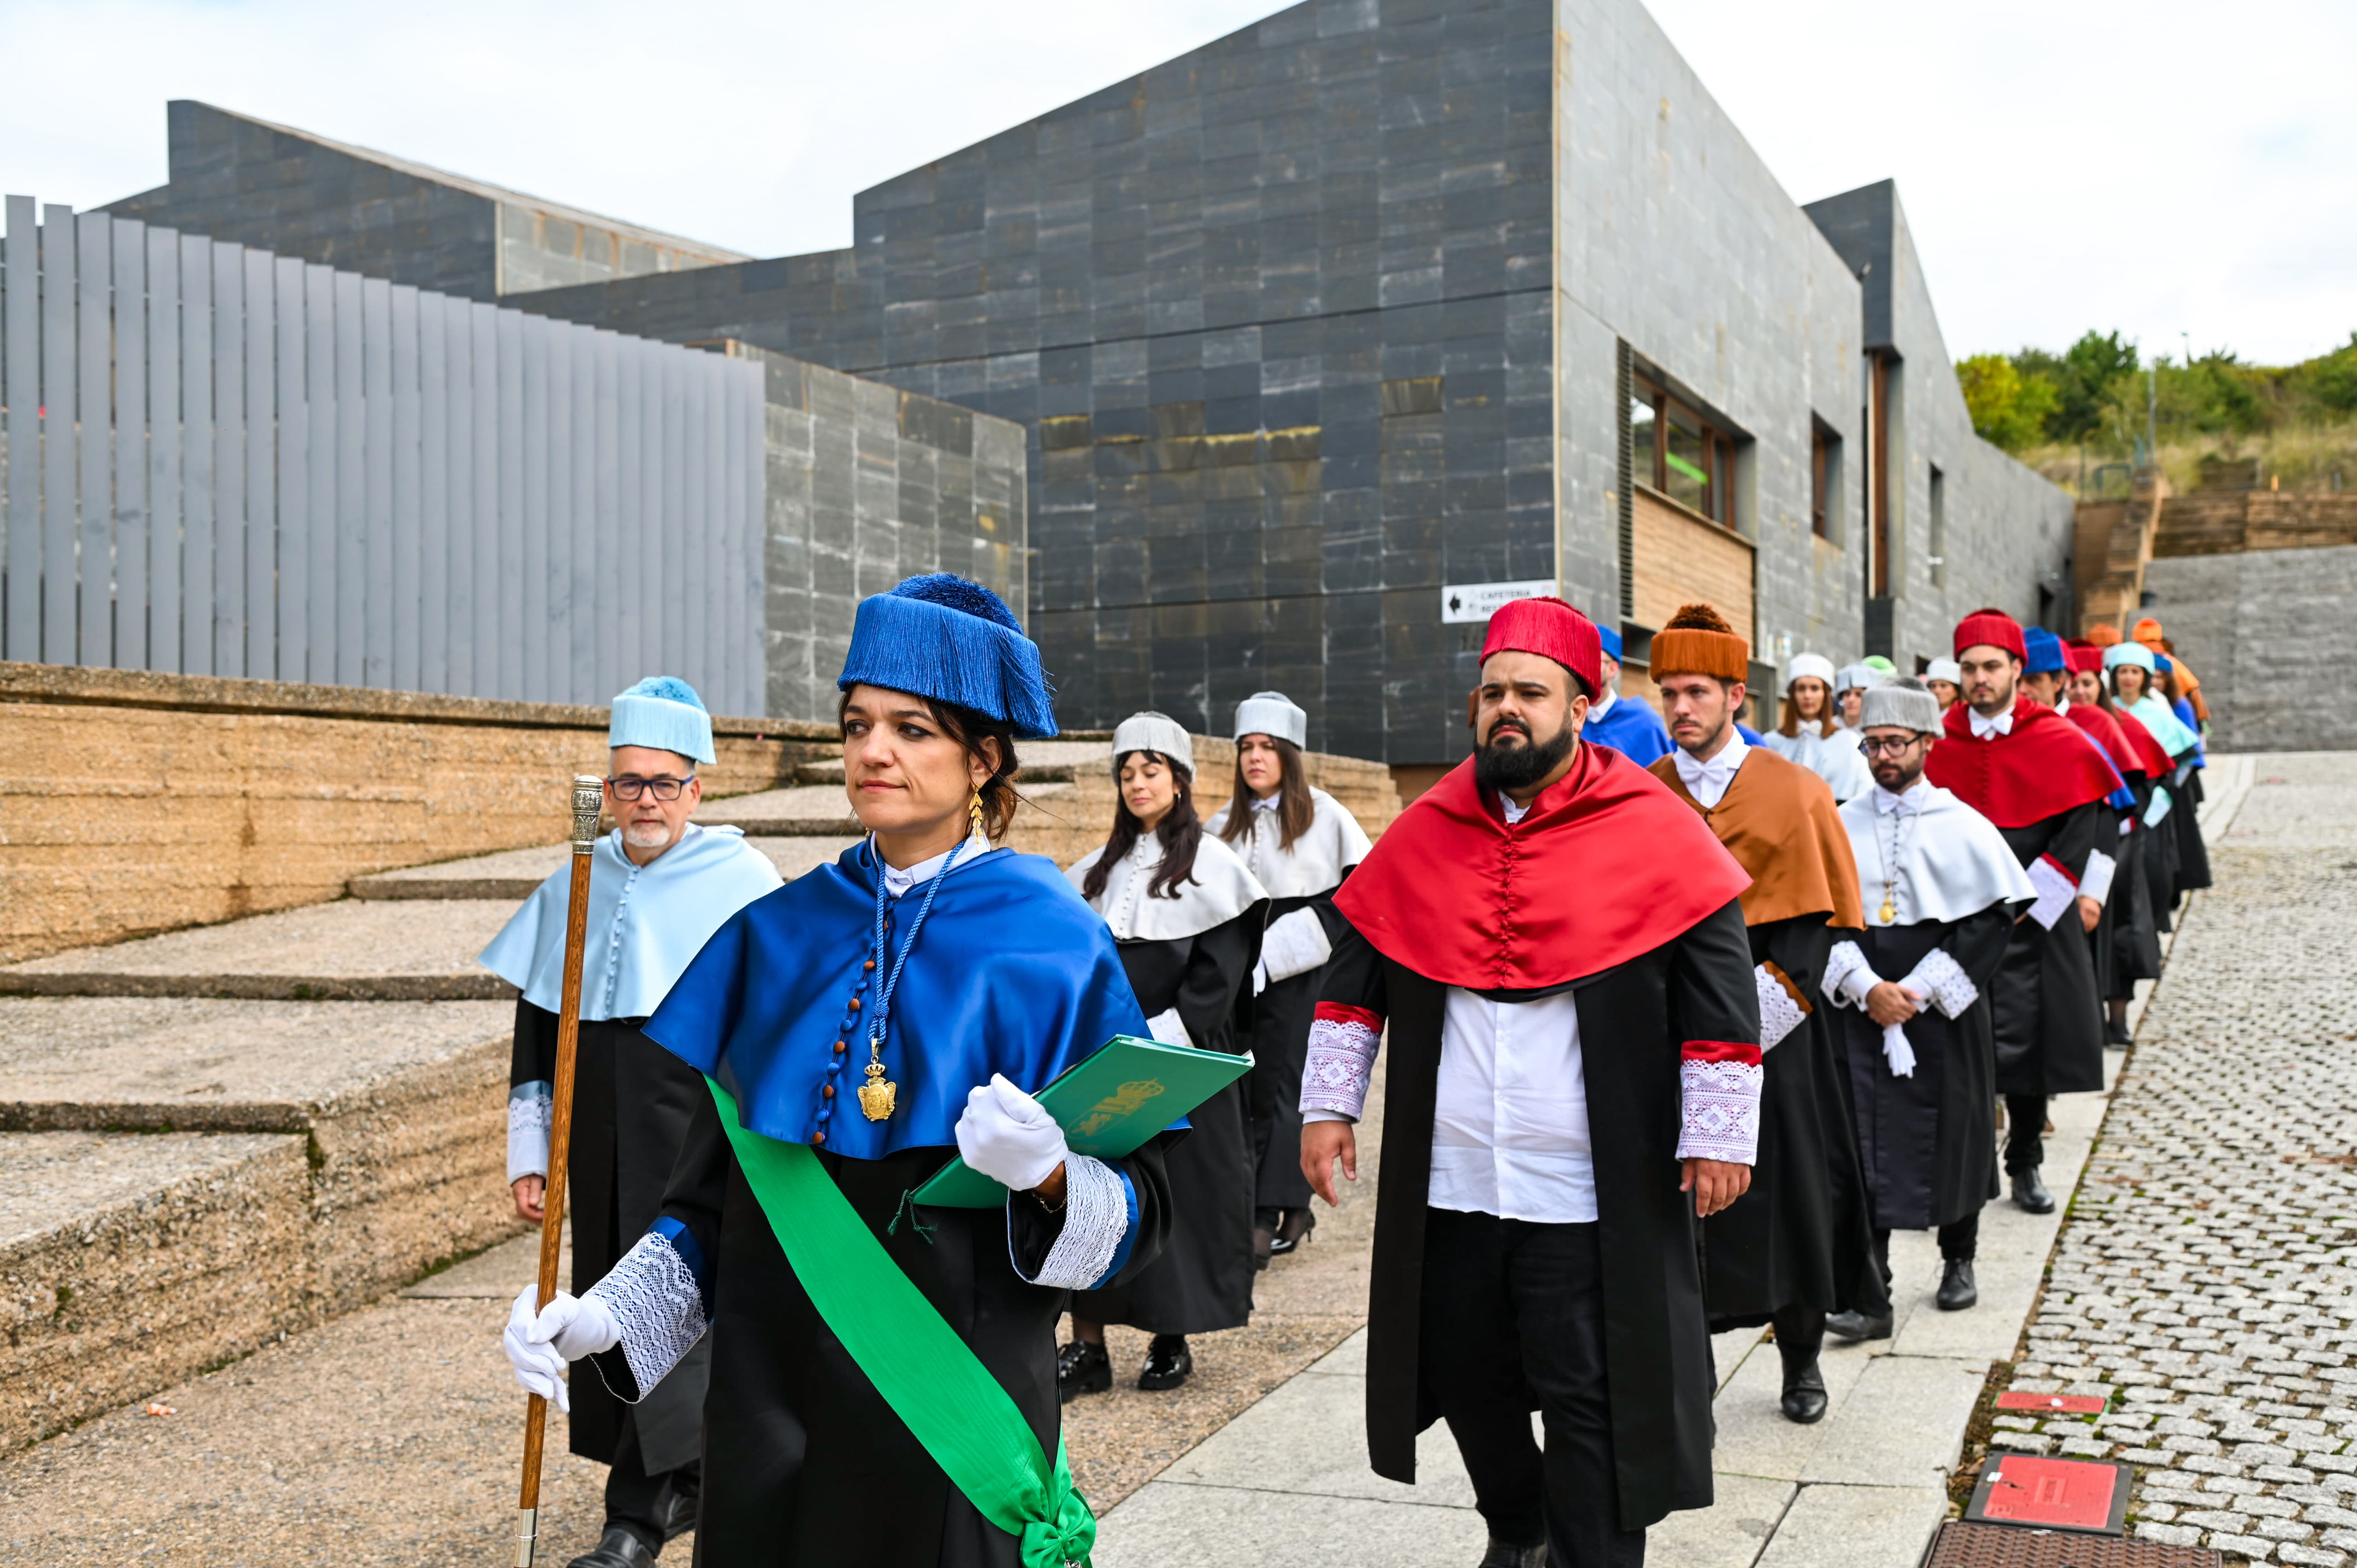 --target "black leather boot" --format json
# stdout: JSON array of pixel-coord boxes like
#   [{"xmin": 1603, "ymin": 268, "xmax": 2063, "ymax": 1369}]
[
  {"xmin": 1057, "ymin": 1339, "xmax": 1111, "ymax": 1402},
  {"xmin": 2011, "ymin": 1167, "xmax": 2055, "ymax": 1214},
  {"xmin": 1270, "ymin": 1208, "xmax": 1317, "ymax": 1257},
  {"xmin": 567, "ymin": 1526, "xmax": 656, "ymax": 1568},
  {"xmin": 1138, "ymin": 1334, "xmax": 1193, "ymax": 1391},
  {"xmin": 1779, "ymin": 1359, "xmax": 1828, "ymax": 1424},
  {"xmin": 2105, "ymin": 1017, "xmax": 2134, "ymax": 1047},
  {"xmin": 1475, "ymin": 1539, "xmax": 1547, "ymax": 1568},
  {"xmin": 1937, "ymin": 1259, "xmax": 1978, "ymax": 1310},
  {"xmin": 1825, "ymin": 1309, "xmax": 1893, "ymax": 1342}
]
